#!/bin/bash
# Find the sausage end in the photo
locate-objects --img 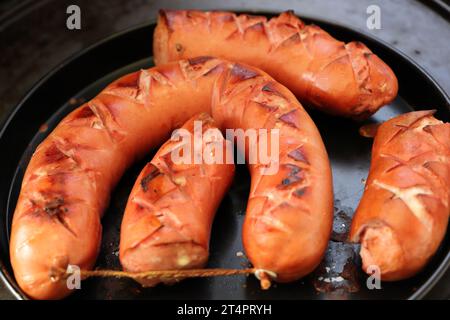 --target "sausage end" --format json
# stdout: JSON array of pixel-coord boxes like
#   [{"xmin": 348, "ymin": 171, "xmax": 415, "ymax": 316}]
[{"xmin": 359, "ymin": 225, "xmax": 406, "ymax": 281}]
